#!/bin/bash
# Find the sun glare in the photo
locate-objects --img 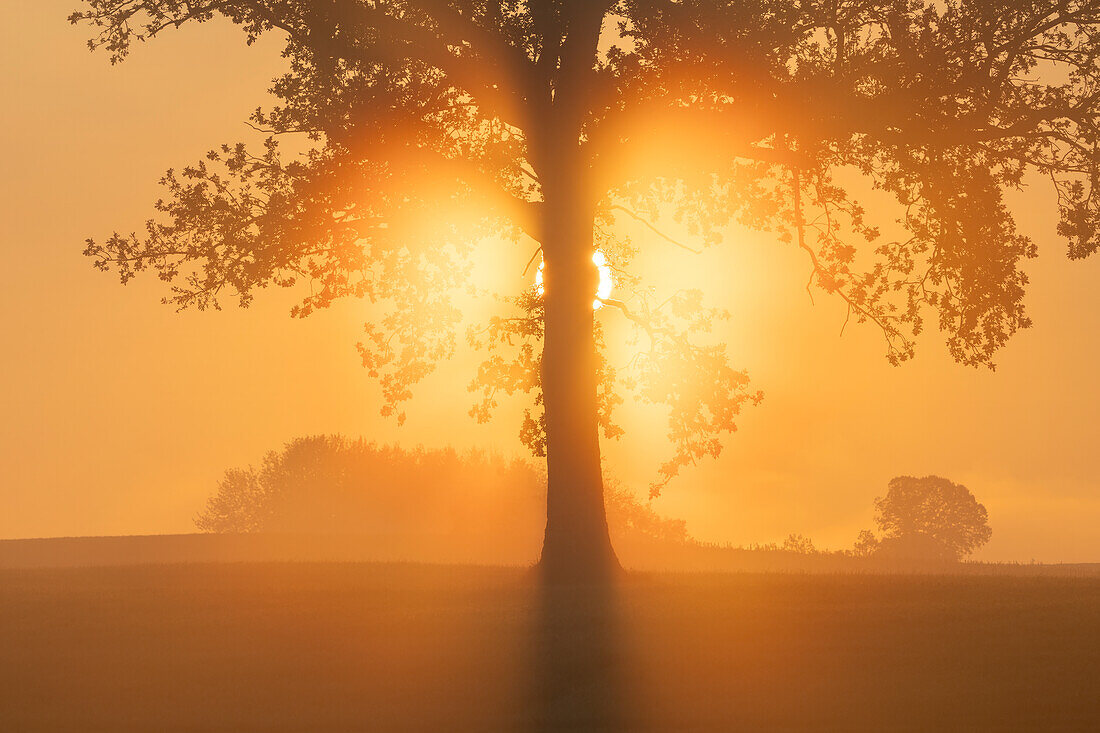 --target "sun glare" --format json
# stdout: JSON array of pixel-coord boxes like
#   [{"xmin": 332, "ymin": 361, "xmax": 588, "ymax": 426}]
[
  {"xmin": 535, "ymin": 251, "xmax": 613, "ymax": 310},
  {"xmin": 593, "ymin": 251, "xmax": 612, "ymax": 308}
]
